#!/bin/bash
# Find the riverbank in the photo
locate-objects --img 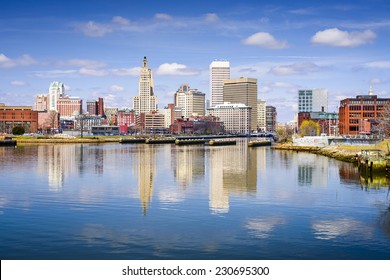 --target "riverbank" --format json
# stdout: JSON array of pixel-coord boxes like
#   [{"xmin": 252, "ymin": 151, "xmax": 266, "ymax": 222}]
[
  {"xmin": 272, "ymin": 140, "xmax": 390, "ymax": 163},
  {"xmin": 14, "ymin": 136, "xmax": 121, "ymax": 144}
]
